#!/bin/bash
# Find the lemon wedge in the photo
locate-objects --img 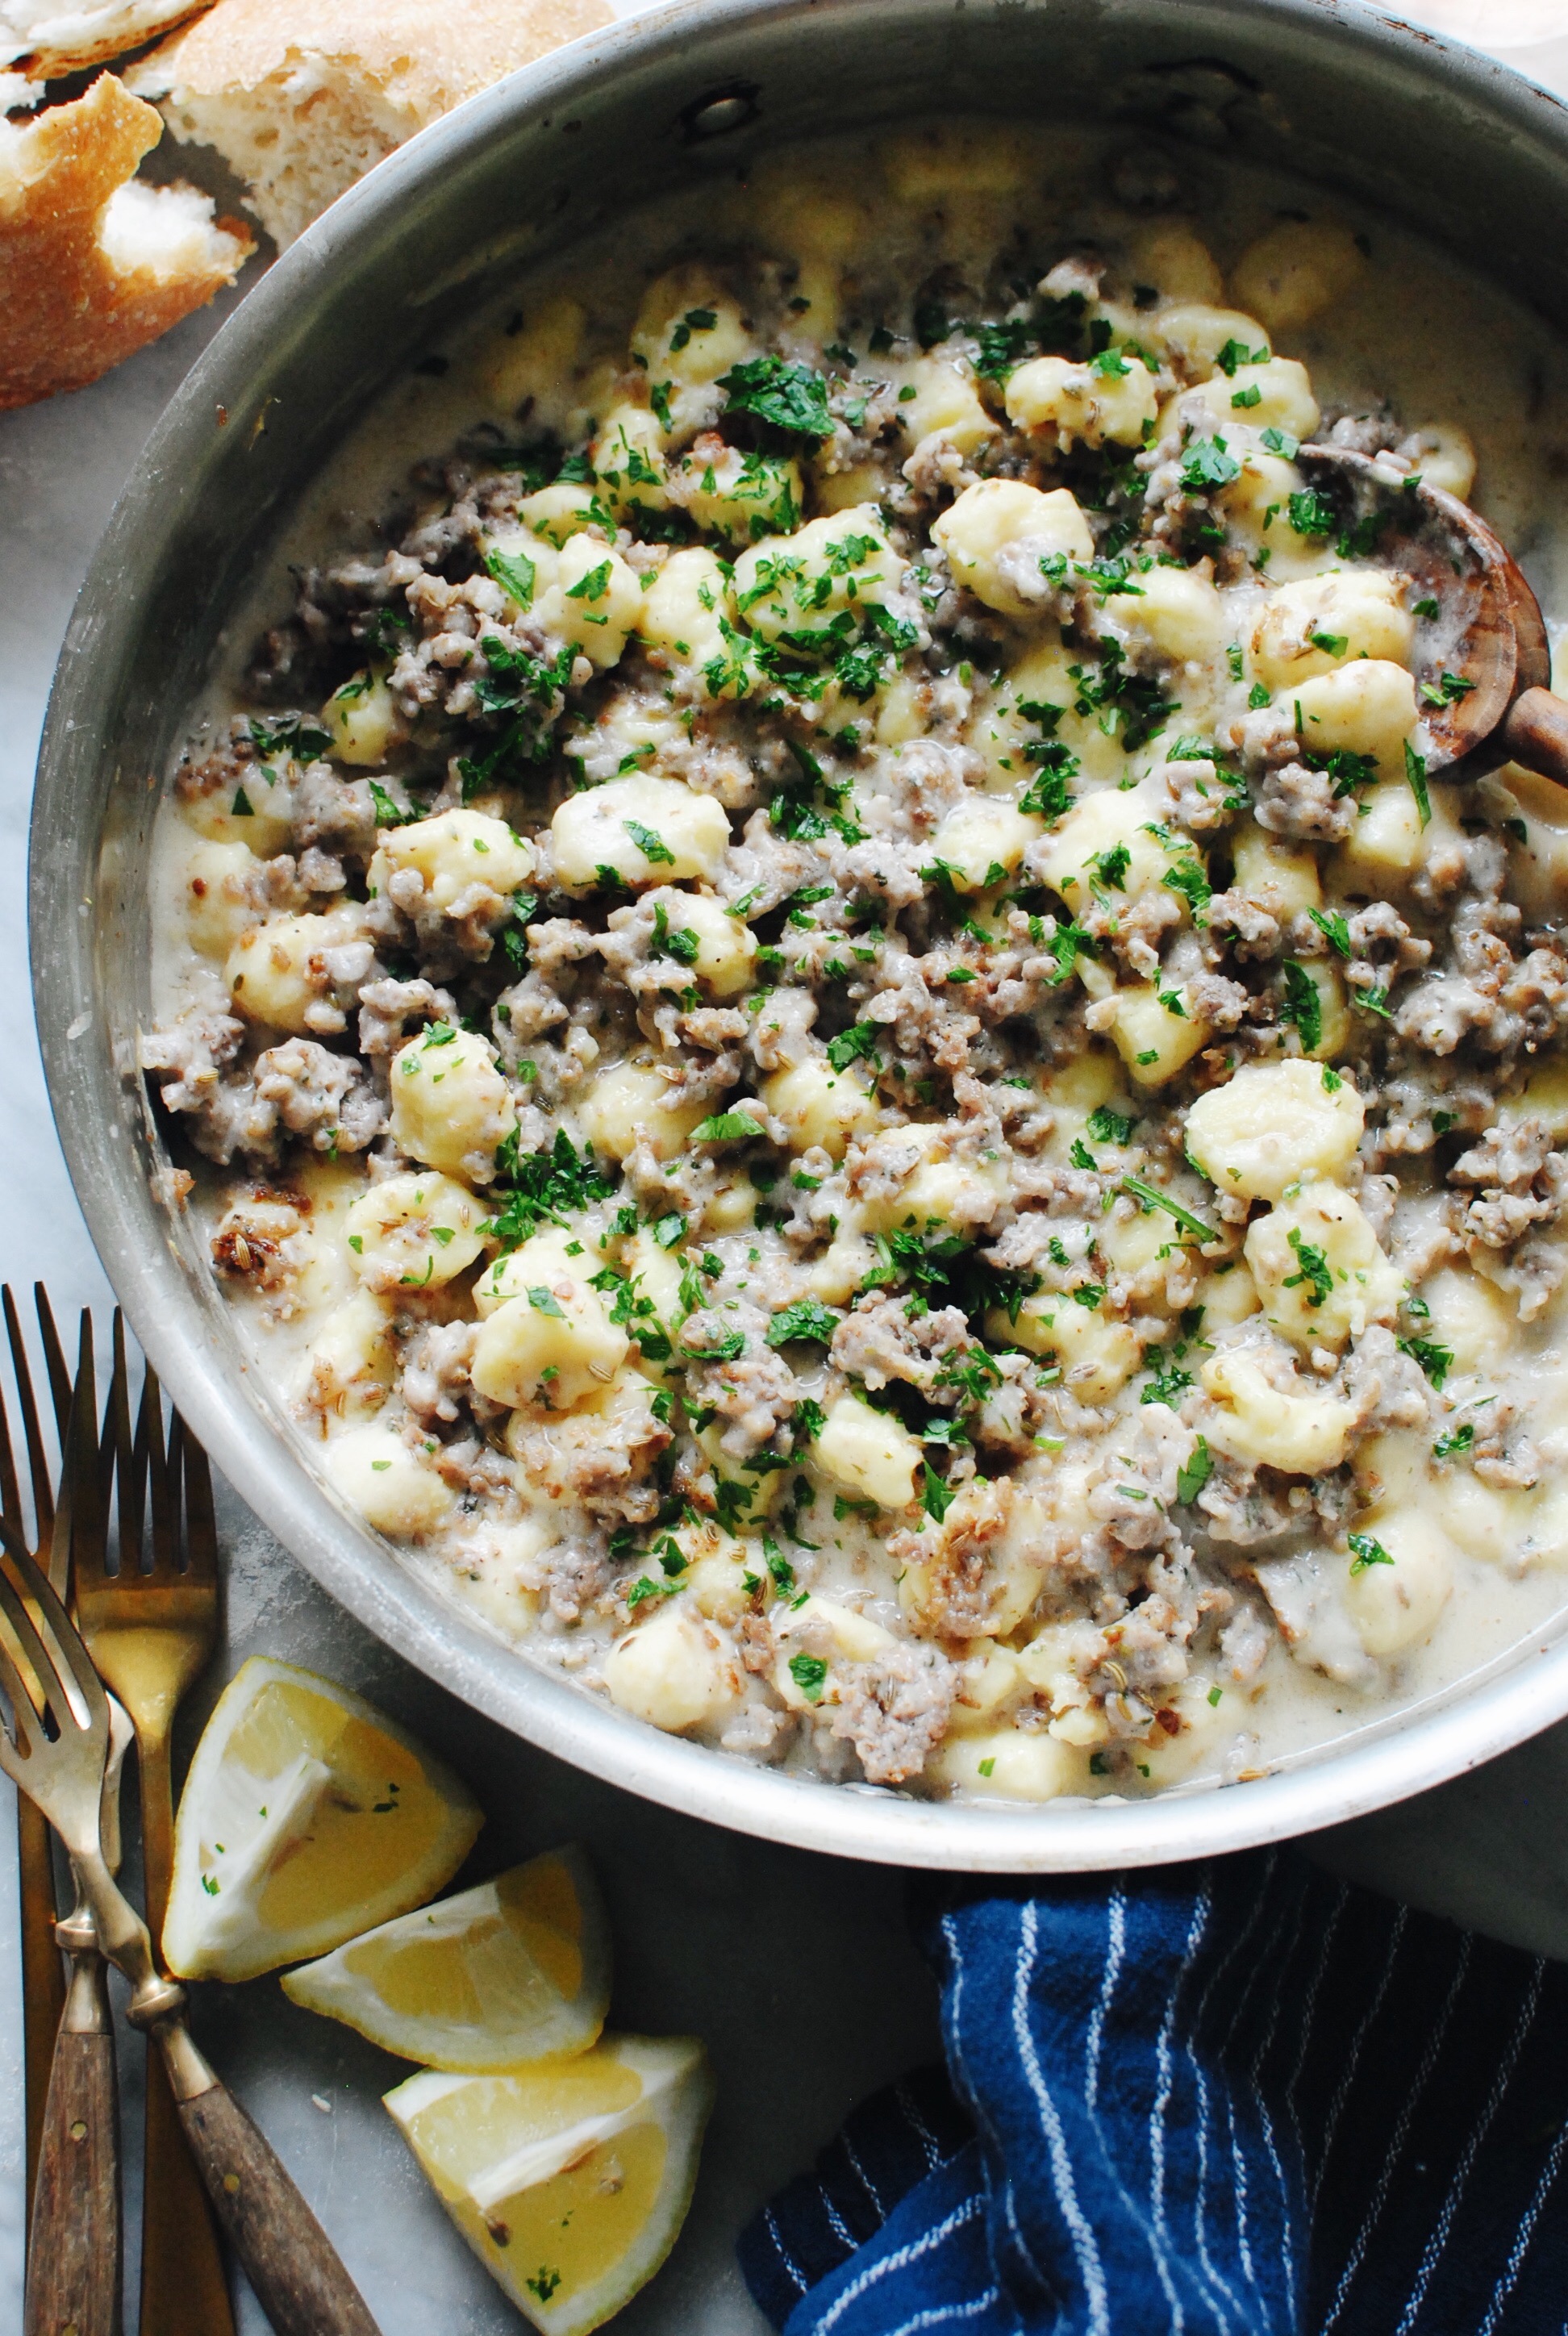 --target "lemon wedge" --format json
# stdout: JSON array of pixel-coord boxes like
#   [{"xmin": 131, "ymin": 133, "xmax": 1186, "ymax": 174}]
[
  {"xmin": 385, "ymin": 2034, "xmax": 713, "ymax": 2335},
  {"xmin": 281, "ymin": 1844, "xmax": 611, "ymax": 2069},
  {"xmin": 163, "ymin": 1655, "xmax": 482, "ymax": 1981}
]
